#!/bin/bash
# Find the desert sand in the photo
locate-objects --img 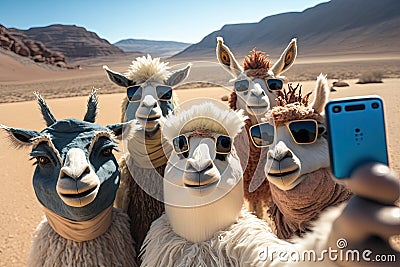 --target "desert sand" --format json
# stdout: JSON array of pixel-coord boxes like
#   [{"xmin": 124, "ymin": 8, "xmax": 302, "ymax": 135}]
[{"xmin": 0, "ymin": 50, "xmax": 399, "ymax": 266}]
